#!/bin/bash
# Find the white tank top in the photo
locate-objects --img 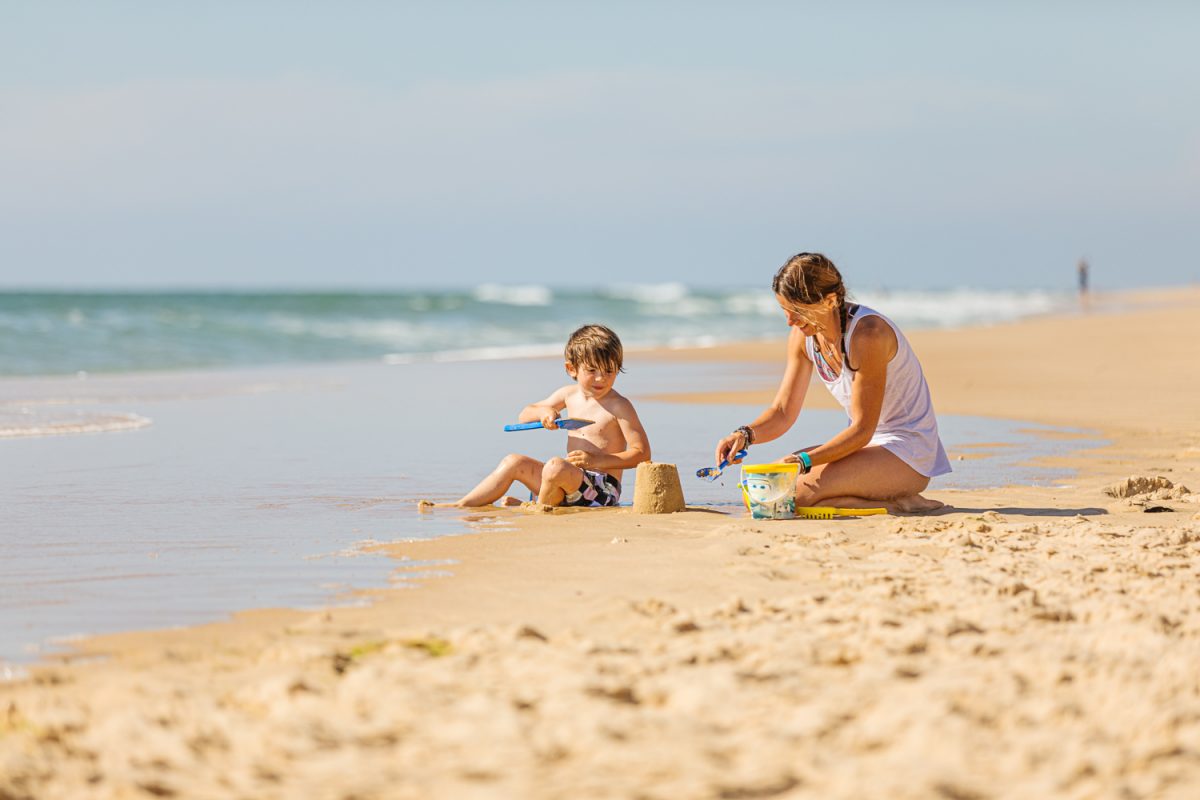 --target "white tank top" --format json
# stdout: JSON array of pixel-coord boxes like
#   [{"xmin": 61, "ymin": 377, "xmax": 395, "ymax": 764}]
[{"xmin": 805, "ymin": 305, "xmax": 952, "ymax": 478}]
